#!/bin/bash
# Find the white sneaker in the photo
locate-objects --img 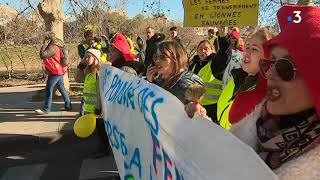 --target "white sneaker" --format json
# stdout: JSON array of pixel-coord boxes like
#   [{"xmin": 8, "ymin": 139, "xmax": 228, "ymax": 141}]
[{"xmin": 35, "ymin": 109, "xmax": 49, "ymax": 115}]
